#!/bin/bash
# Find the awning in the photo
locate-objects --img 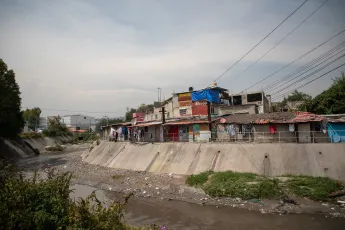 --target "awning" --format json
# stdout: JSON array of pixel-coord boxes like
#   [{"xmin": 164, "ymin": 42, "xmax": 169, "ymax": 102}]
[
  {"xmin": 163, "ymin": 120, "xmax": 209, "ymax": 126},
  {"xmin": 133, "ymin": 121, "xmax": 162, "ymax": 127}
]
